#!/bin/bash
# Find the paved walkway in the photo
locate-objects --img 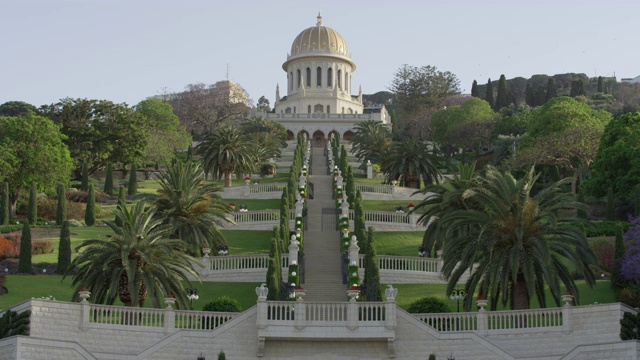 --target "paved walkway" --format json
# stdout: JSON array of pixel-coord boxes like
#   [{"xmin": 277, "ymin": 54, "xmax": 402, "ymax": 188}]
[{"xmin": 300, "ymin": 146, "xmax": 345, "ymax": 301}]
